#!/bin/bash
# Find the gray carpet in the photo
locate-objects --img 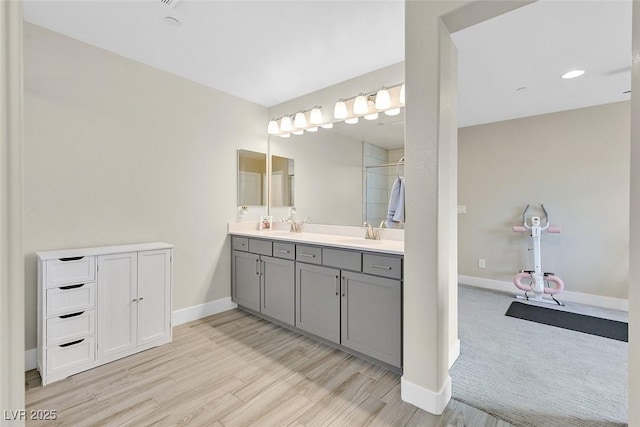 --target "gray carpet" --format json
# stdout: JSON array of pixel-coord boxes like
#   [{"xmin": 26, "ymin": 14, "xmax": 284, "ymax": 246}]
[{"xmin": 451, "ymin": 285, "xmax": 628, "ymax": 427}]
